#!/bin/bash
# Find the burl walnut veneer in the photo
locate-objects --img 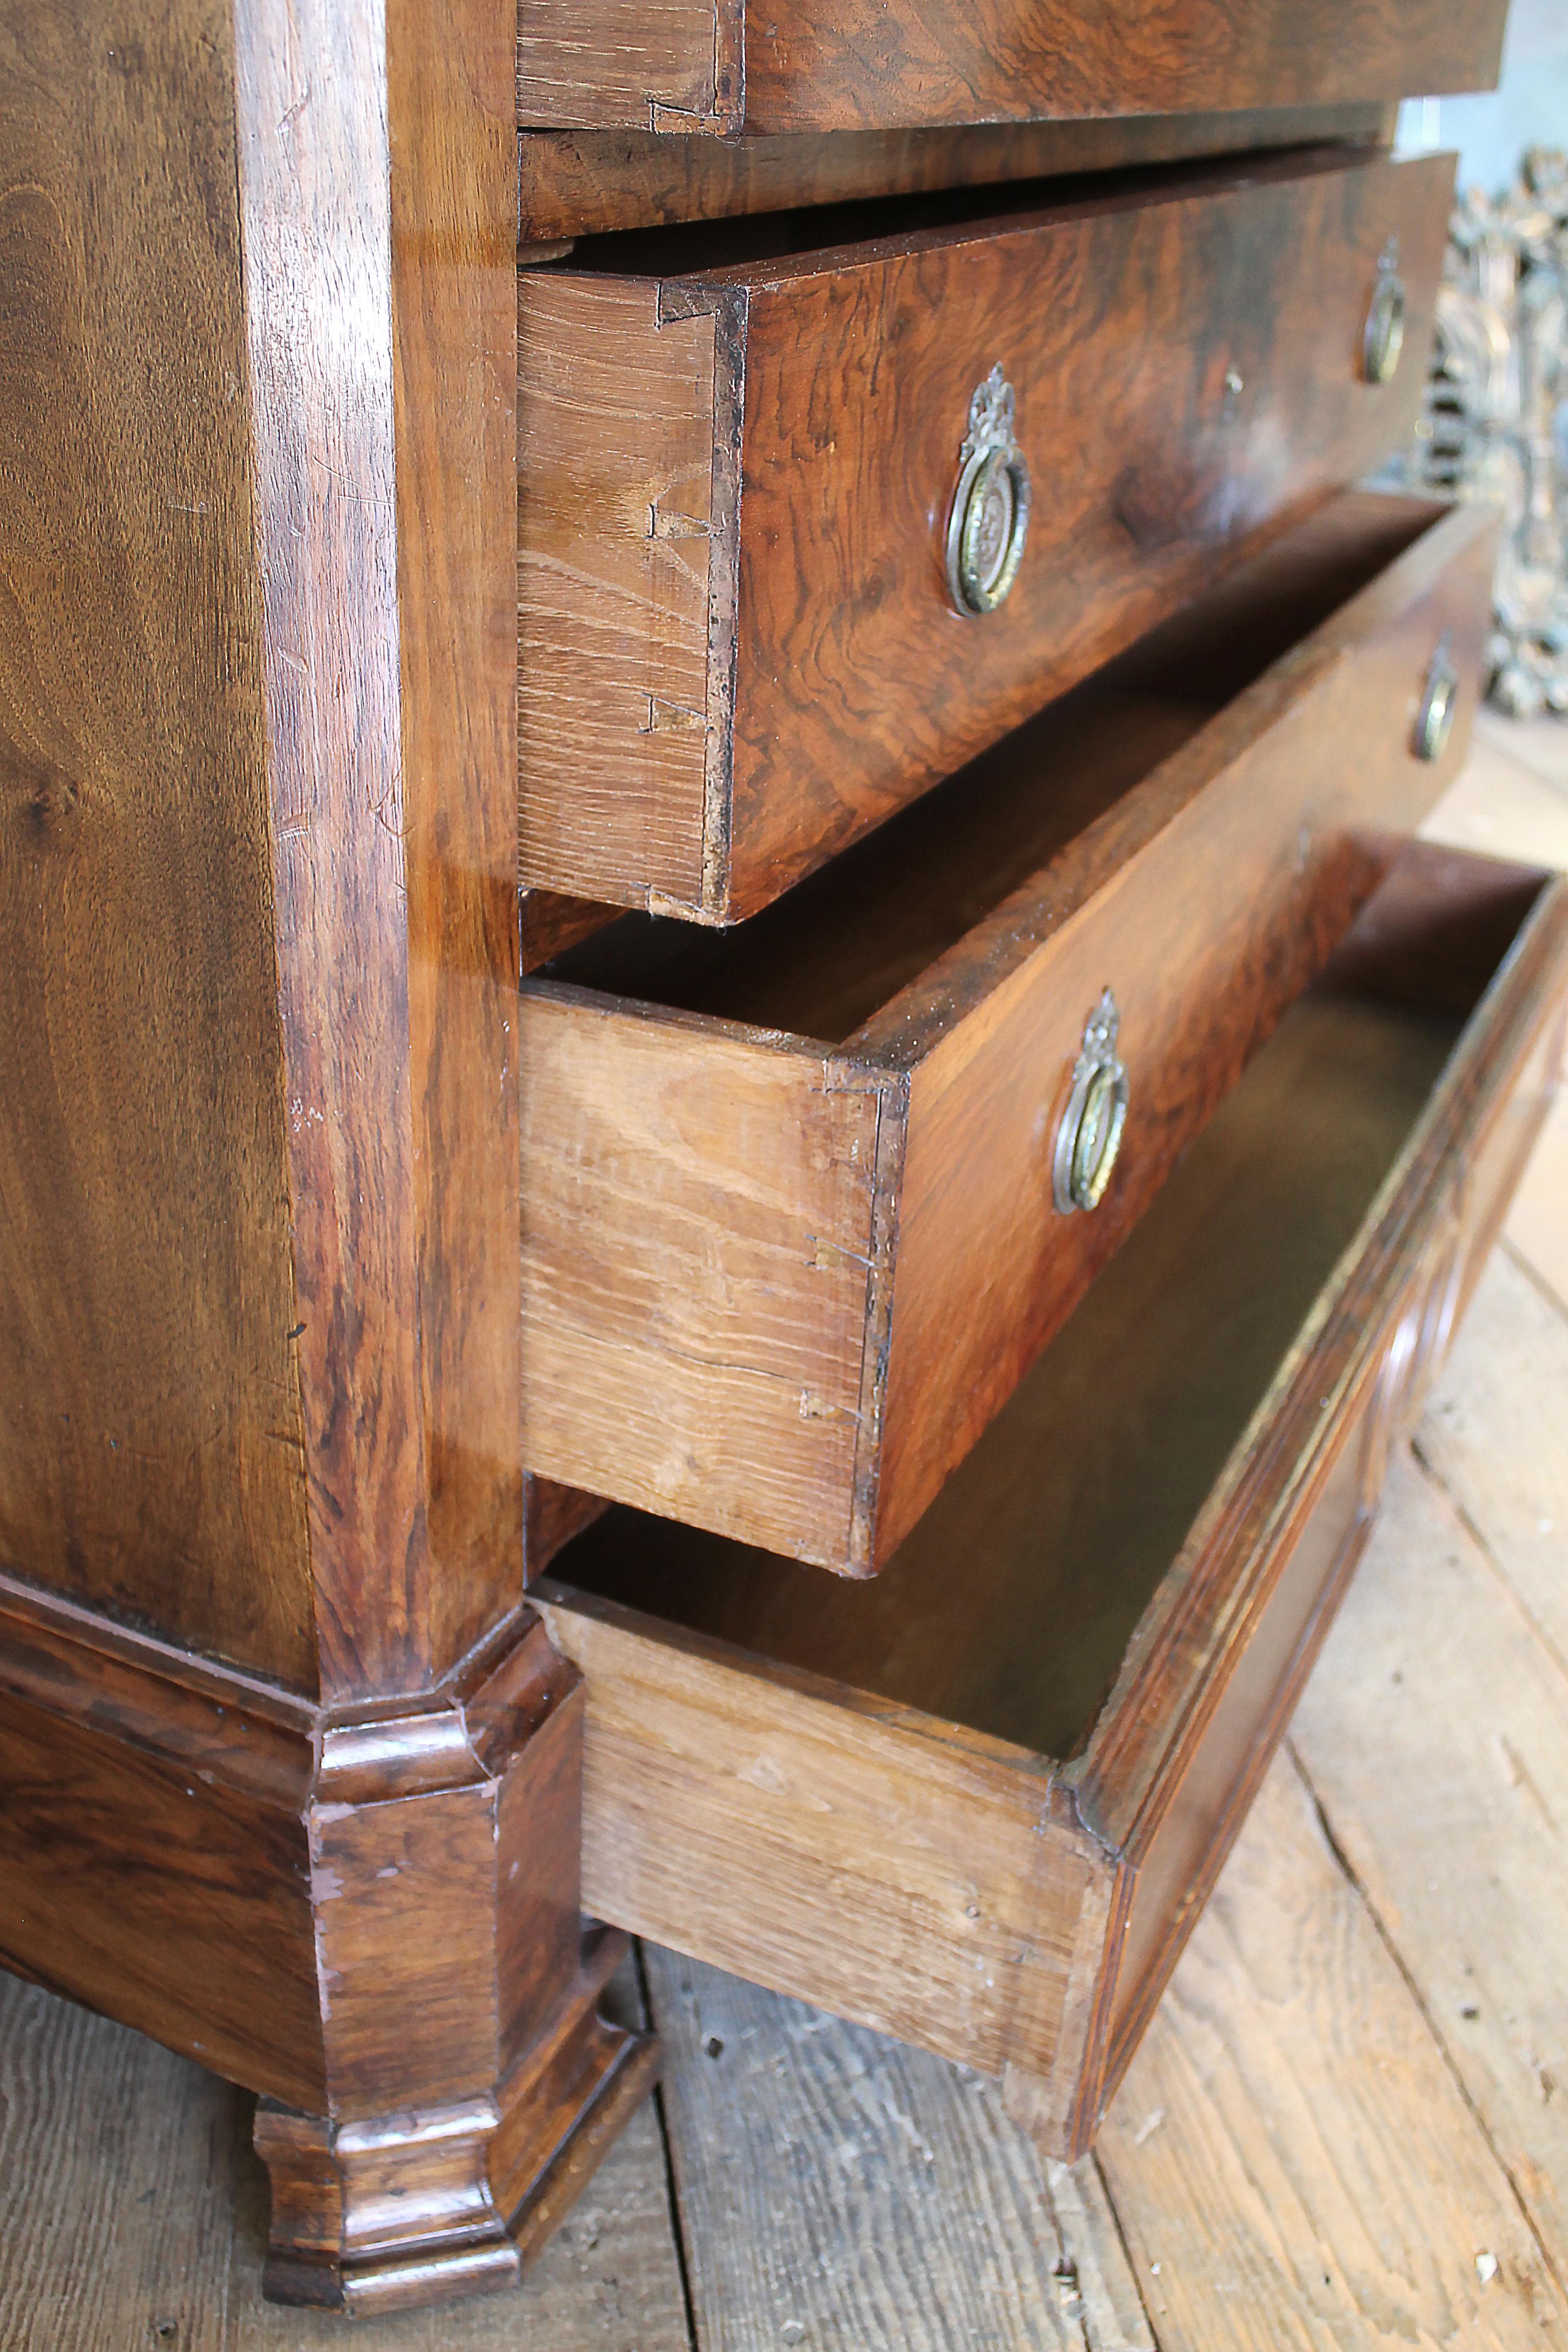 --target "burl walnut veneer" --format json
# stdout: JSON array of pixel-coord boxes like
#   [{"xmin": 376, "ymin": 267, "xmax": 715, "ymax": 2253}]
[
  {"xmin": 538, "ymin": 845, "xmax": 1568, "ymax": 2154},
  {"xmin": 0, "ymin": 0, "xmax": 1527, "ymax": 2322},
  {"xmin": 519, "ymin": 496, "xmax": 1496, "ymax": 1572},
  {"xmin": 520, "ymin": 146, "xmax": 1452, "ymax": 919},
  {"xmin": 0, "ymin": 0, "xmax": 651, "ymax": 2317},
  {"xmin": 517, "ymin": 0, "xmax": 1506, "ymax": 137}
]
